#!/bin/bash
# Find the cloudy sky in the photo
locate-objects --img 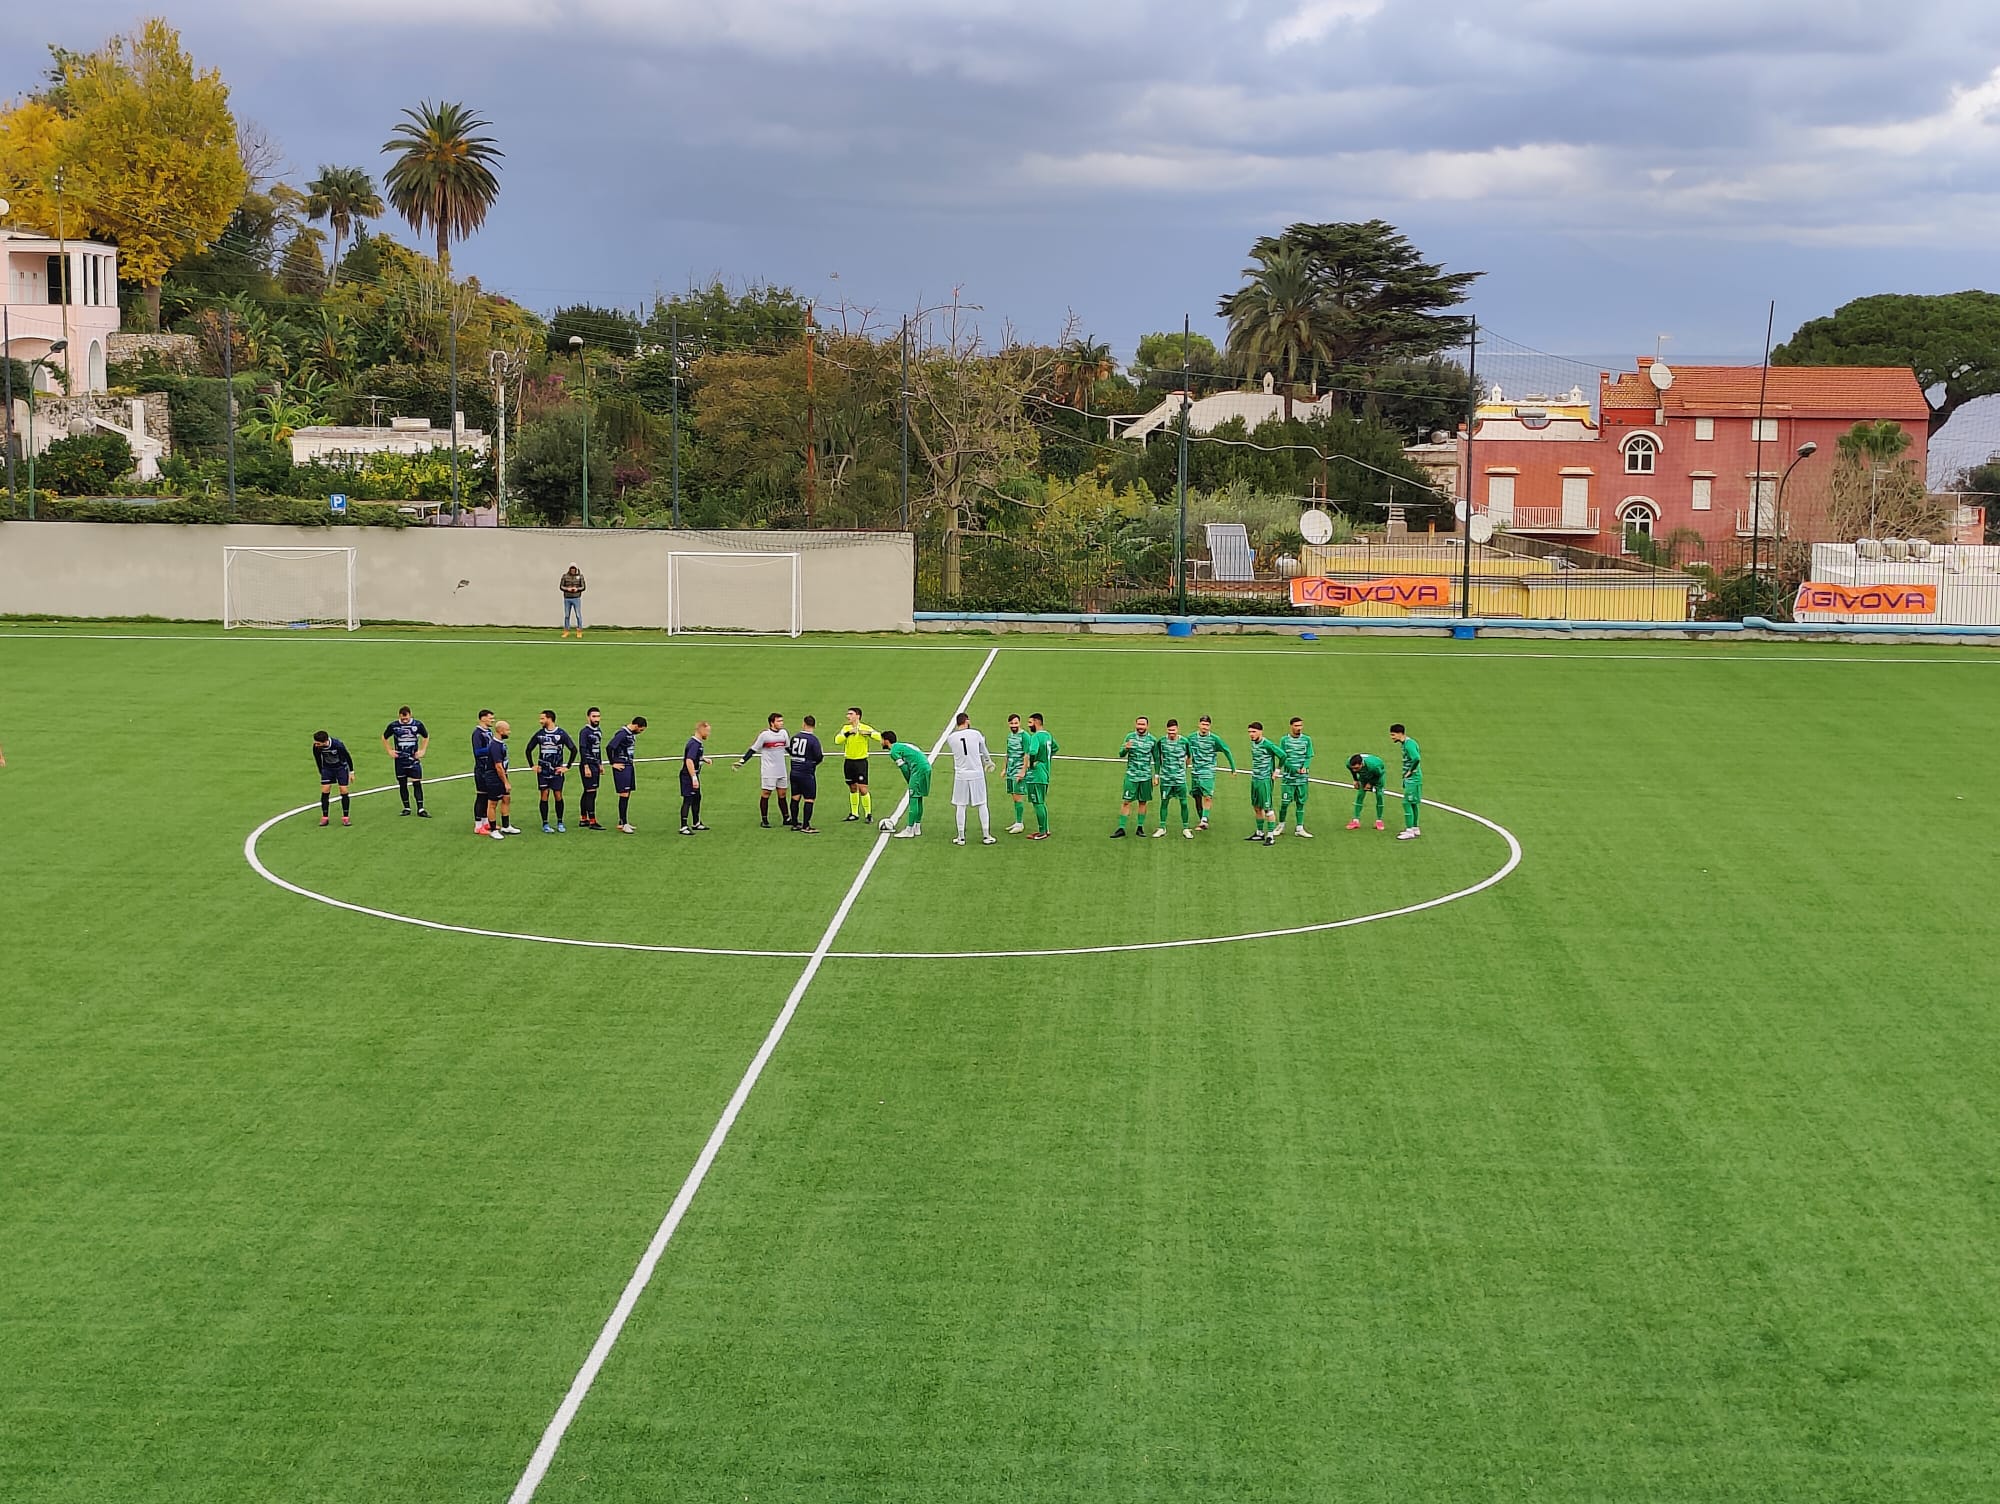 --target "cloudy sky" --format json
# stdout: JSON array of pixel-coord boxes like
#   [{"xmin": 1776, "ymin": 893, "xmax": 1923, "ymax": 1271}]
[{"xmin": 17, "ymin": 1, "xmax": 2000, "ymax": 391}]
